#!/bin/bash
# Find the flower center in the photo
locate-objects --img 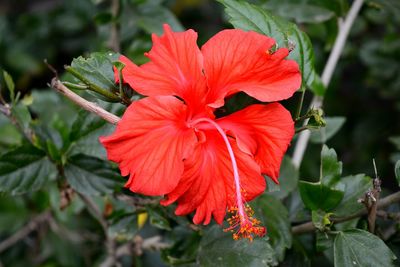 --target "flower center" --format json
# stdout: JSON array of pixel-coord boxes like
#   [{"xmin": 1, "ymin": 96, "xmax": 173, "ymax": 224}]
[{"xmin": 190, "ymin": 118, "xmax": 266, "ymax": 241}]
